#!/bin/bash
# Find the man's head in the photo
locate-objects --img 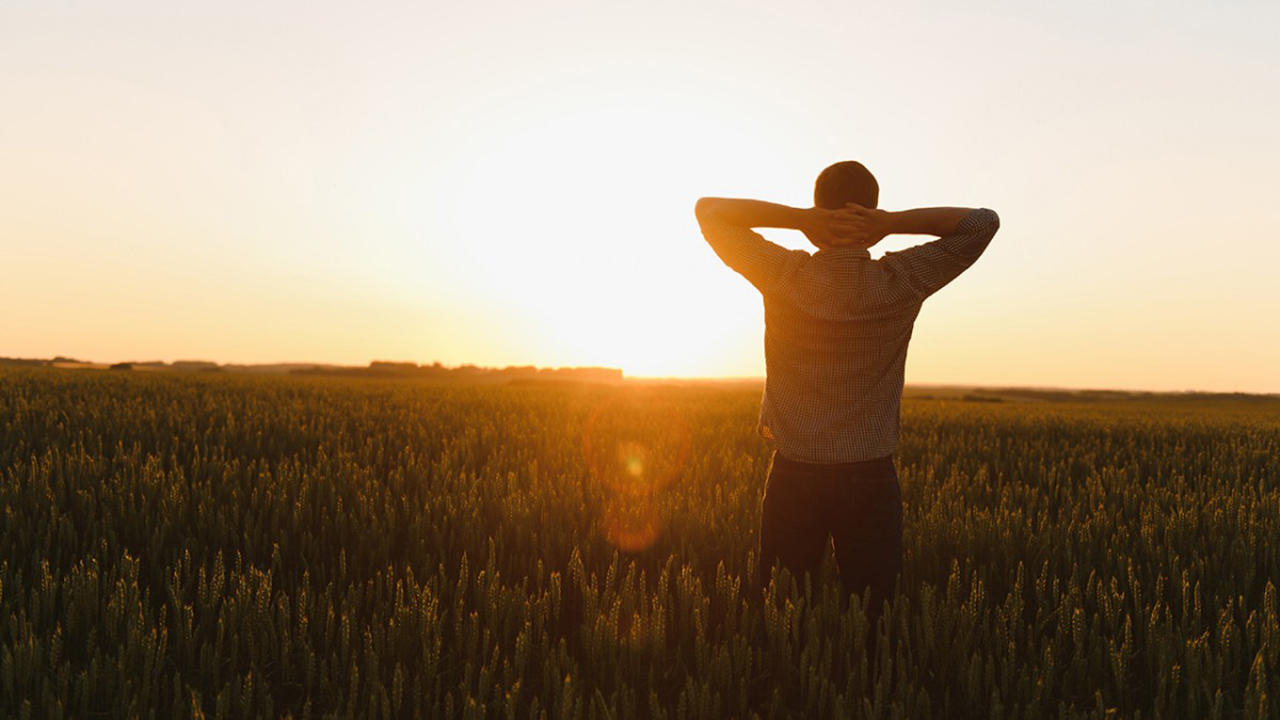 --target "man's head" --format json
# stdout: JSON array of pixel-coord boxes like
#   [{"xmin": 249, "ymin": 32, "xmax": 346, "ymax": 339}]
[{"xmin": 814, "ymin": 161, "xmax": 878, "ymax": 210}]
